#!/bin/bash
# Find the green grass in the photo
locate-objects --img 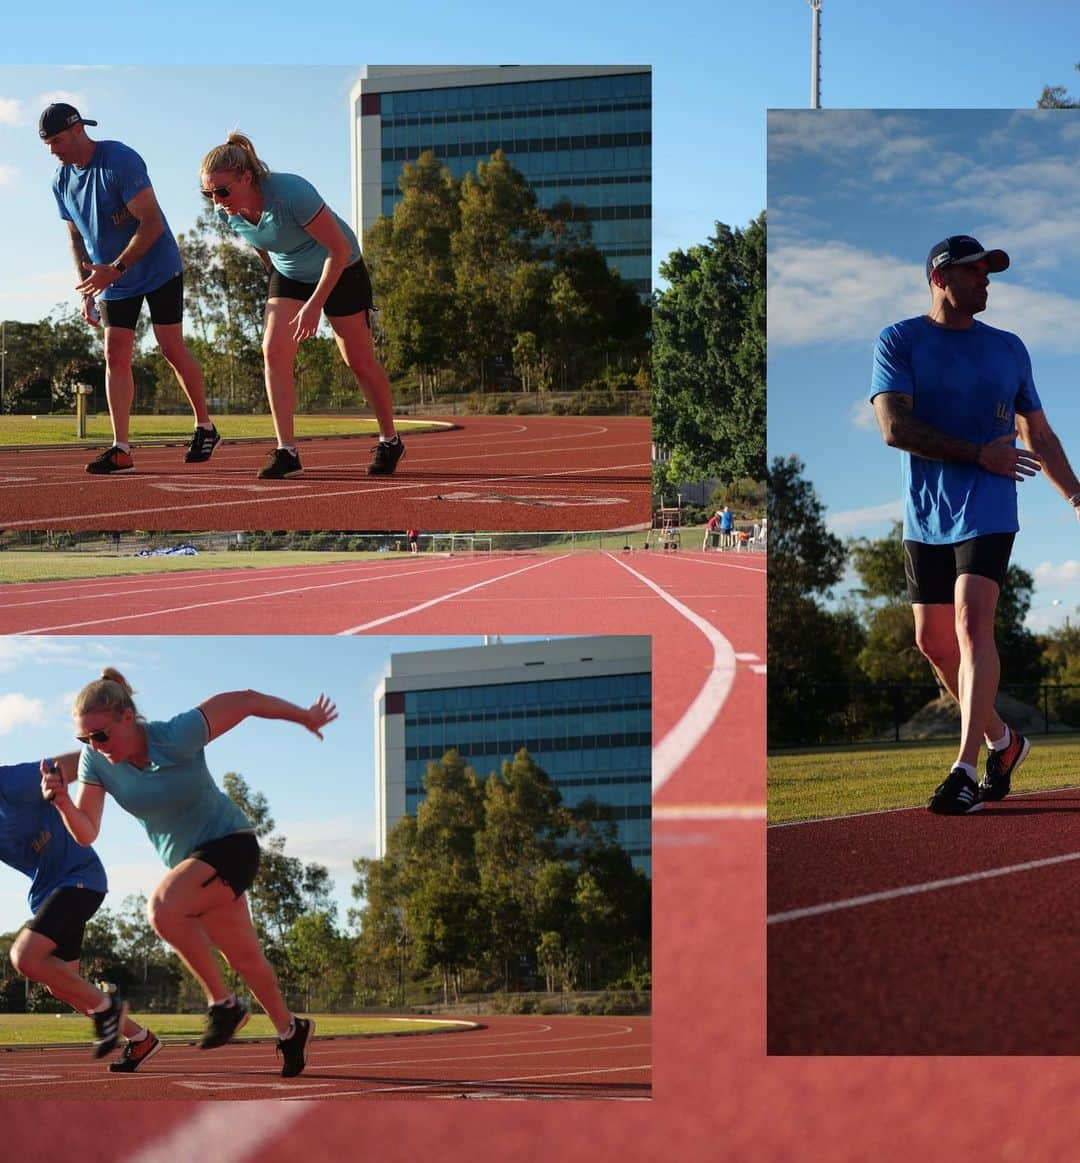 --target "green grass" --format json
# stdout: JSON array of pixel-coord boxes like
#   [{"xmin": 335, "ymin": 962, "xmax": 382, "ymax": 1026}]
[
  {"xmin": 768, "ymin": 734, "xmax": 1080, "ymax": 823},
  {"xmin": 0, "ymin": 550, "xmax": 391, "ymax": 584},
  {"xmin": 0, "ymin": 1012, "xmax": 460, "ymax": 1046},
  {"xmin": 0, "ymin": 414, "xmax": 443, "ymax": 447}
]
